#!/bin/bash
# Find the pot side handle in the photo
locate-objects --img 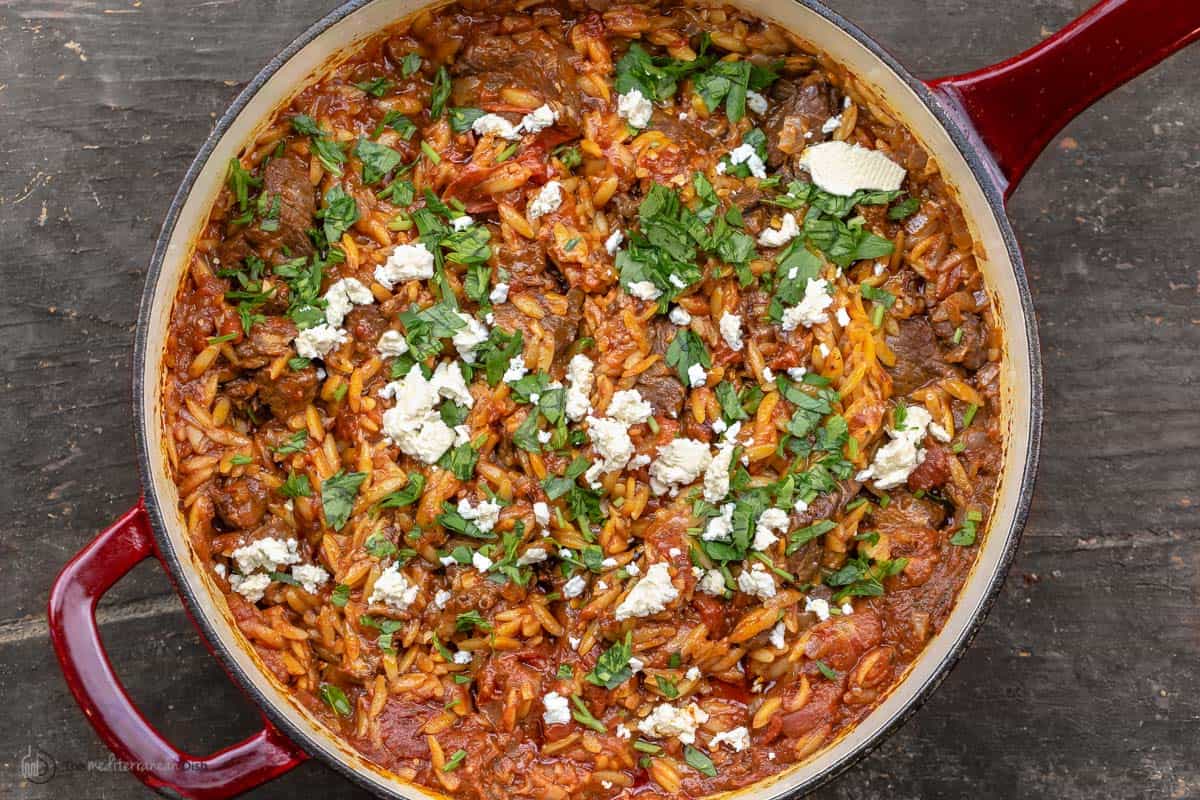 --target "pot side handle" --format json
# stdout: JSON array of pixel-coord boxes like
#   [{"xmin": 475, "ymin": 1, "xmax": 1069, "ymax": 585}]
[
  {"xmin": 926, "ymin": 0, "xmax": 1200, "ymax": 197},
  {"xmin": 47, "ymin": 501, "xmax": 306, "ymax": 799}
]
